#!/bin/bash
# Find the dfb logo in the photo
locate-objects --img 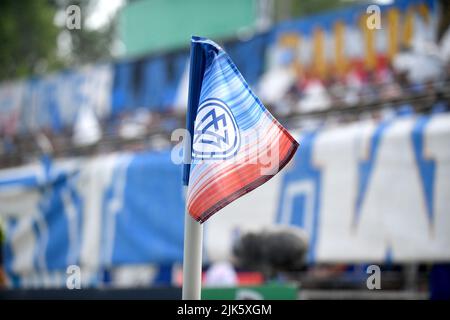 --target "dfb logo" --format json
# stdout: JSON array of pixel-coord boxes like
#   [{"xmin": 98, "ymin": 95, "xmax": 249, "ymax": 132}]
[{"xmin": 192, "ymin": 98, "xmax": 240, "ymax": 160}]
